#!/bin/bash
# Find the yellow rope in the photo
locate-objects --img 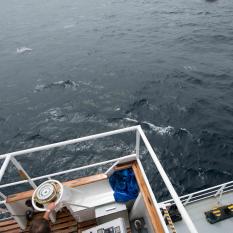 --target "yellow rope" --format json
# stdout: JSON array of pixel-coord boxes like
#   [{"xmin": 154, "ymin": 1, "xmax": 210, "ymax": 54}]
[{"xmin": 163, "ymin": 207, "xmax": 177, "ymax": 233}]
